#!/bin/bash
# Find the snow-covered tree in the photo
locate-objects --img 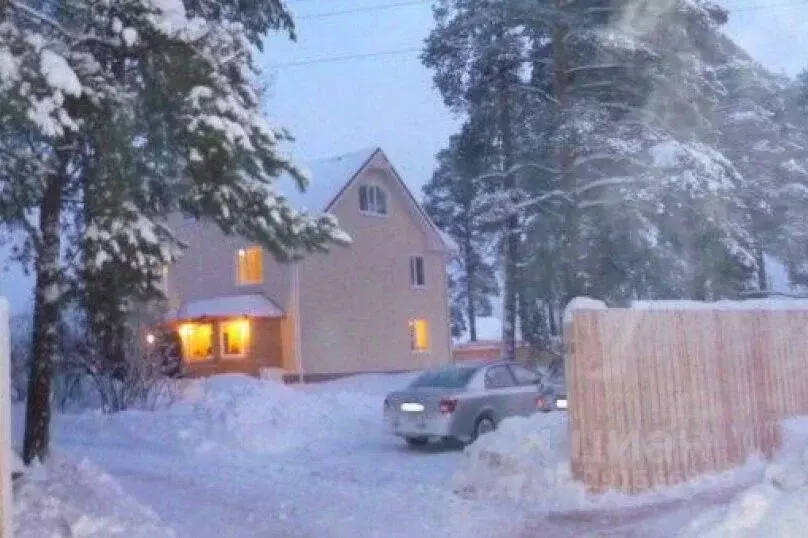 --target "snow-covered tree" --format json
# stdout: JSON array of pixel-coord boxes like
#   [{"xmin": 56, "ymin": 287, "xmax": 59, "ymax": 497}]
[
  {"xmin": 423, "ymin": 122, "xmax": 500, "ymax": 341},
  {"xmin": 0, "ymin": 0, "xmax": 347, "ymax": 463},
  {"xmin": 422, "ymin": 0, "xmax": 528, "ymax": 359}
]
